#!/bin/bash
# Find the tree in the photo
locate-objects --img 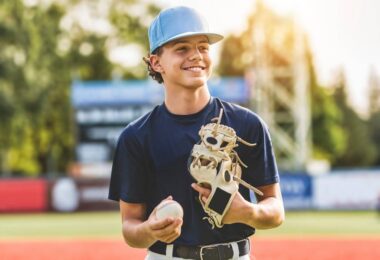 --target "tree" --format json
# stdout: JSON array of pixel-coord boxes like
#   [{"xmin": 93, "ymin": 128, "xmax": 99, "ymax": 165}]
[
  {"xmin": 332, "ymin": 70, "xmax": 377, "ymax": 166},
  {"xmin": 0, "ymin": 0, "xmax": 161, "ymax": 176},
  {"xmin": 0, "ymin": 1, "xmax": 74, "ymax": 175},
  {"xmin": 367, "ymin": 68, "xmax": 380, "ymax": 165},
  {"xmin": 306, "ymin": 50, "xmax": 347, "ymax": 162}
]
